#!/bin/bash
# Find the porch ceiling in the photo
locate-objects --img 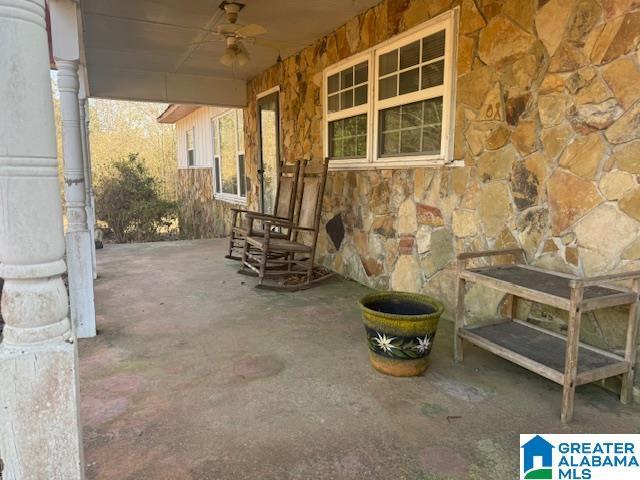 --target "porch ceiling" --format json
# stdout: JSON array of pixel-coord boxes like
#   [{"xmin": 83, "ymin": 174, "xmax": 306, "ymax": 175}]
[{"xmin": 80, "ymin": 0, "xmax": 382, "ymax": 106}]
